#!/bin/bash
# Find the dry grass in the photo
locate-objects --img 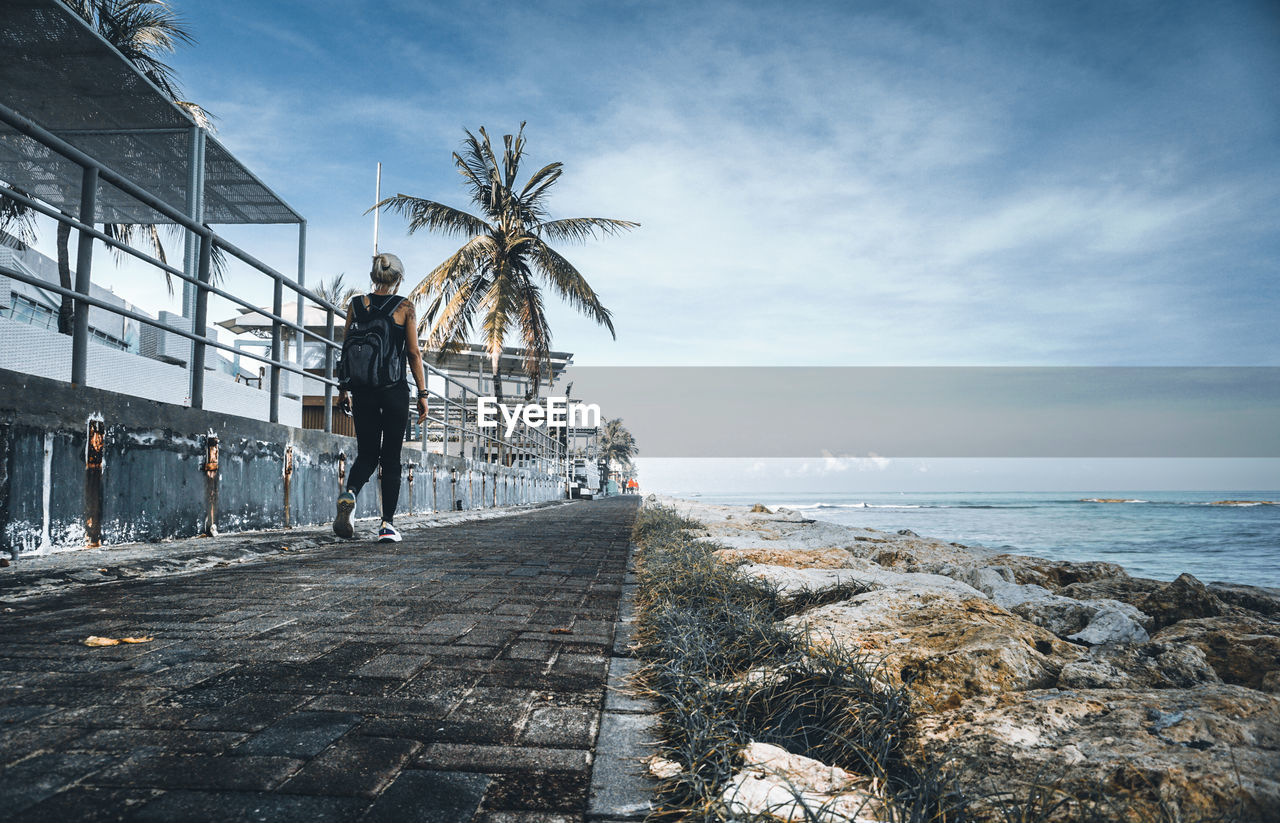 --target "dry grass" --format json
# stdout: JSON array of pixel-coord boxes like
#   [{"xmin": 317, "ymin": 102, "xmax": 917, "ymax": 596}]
[{"xmin": 631, "ymin": 505, "xmax": 964, "ymax": 822}]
